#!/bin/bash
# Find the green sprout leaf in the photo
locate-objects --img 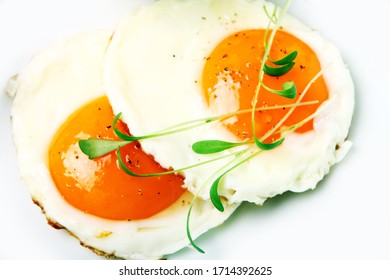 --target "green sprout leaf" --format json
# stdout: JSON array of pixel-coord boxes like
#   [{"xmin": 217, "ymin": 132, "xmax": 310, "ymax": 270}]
[
  {"xmin": 210, "ymin": 175, "xmax": 225, "ymax": 212},
  {"xmin": 269, "ymin": 50, "xmax": 298, "ymax": 65},
  {"xmin": 263, "ymin": 81, "xmax": 297, "ymax": 99},
  {"xmin": 254, "ymin": 137, "xmax": 285, "ymax": 151},
  {"xmin": 78, "ymin": 139, "xmax": 130, "ymax": 159},
  {"xmin": 263, "ymin": 62, "xmax": 295, "ymax": 77},
  {"xmin": 264, "ymin": 50, "xmax": 297, "ymax": 77},
  {"xmin": 192, "ymin": 140, "xmax": 246, "ymax": 154},
  {"xmin": 280, "ymin": 81, "xmax": 297, "ymax": 98}
]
